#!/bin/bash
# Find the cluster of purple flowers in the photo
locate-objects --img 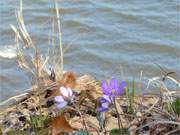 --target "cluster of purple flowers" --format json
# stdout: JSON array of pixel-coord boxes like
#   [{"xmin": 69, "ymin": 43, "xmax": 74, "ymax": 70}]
[
  {"xmin": 54, "ymin": 78, "xmax": 126, "ymax": 113},
  {"xmin": 98, "ymin": 78, "xmax": 127, "ymax": 112}
]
